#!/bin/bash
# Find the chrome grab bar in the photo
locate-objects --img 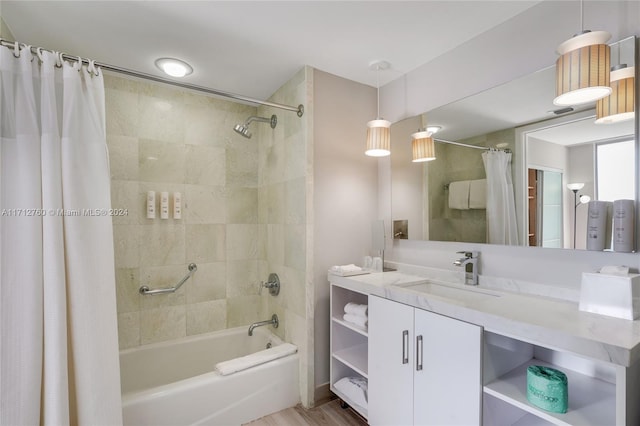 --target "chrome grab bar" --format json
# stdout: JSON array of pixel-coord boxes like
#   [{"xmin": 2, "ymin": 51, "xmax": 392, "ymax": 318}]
[{"xmin": 139, "ymin": 263, "xmax": 197, "ymax": 295}]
